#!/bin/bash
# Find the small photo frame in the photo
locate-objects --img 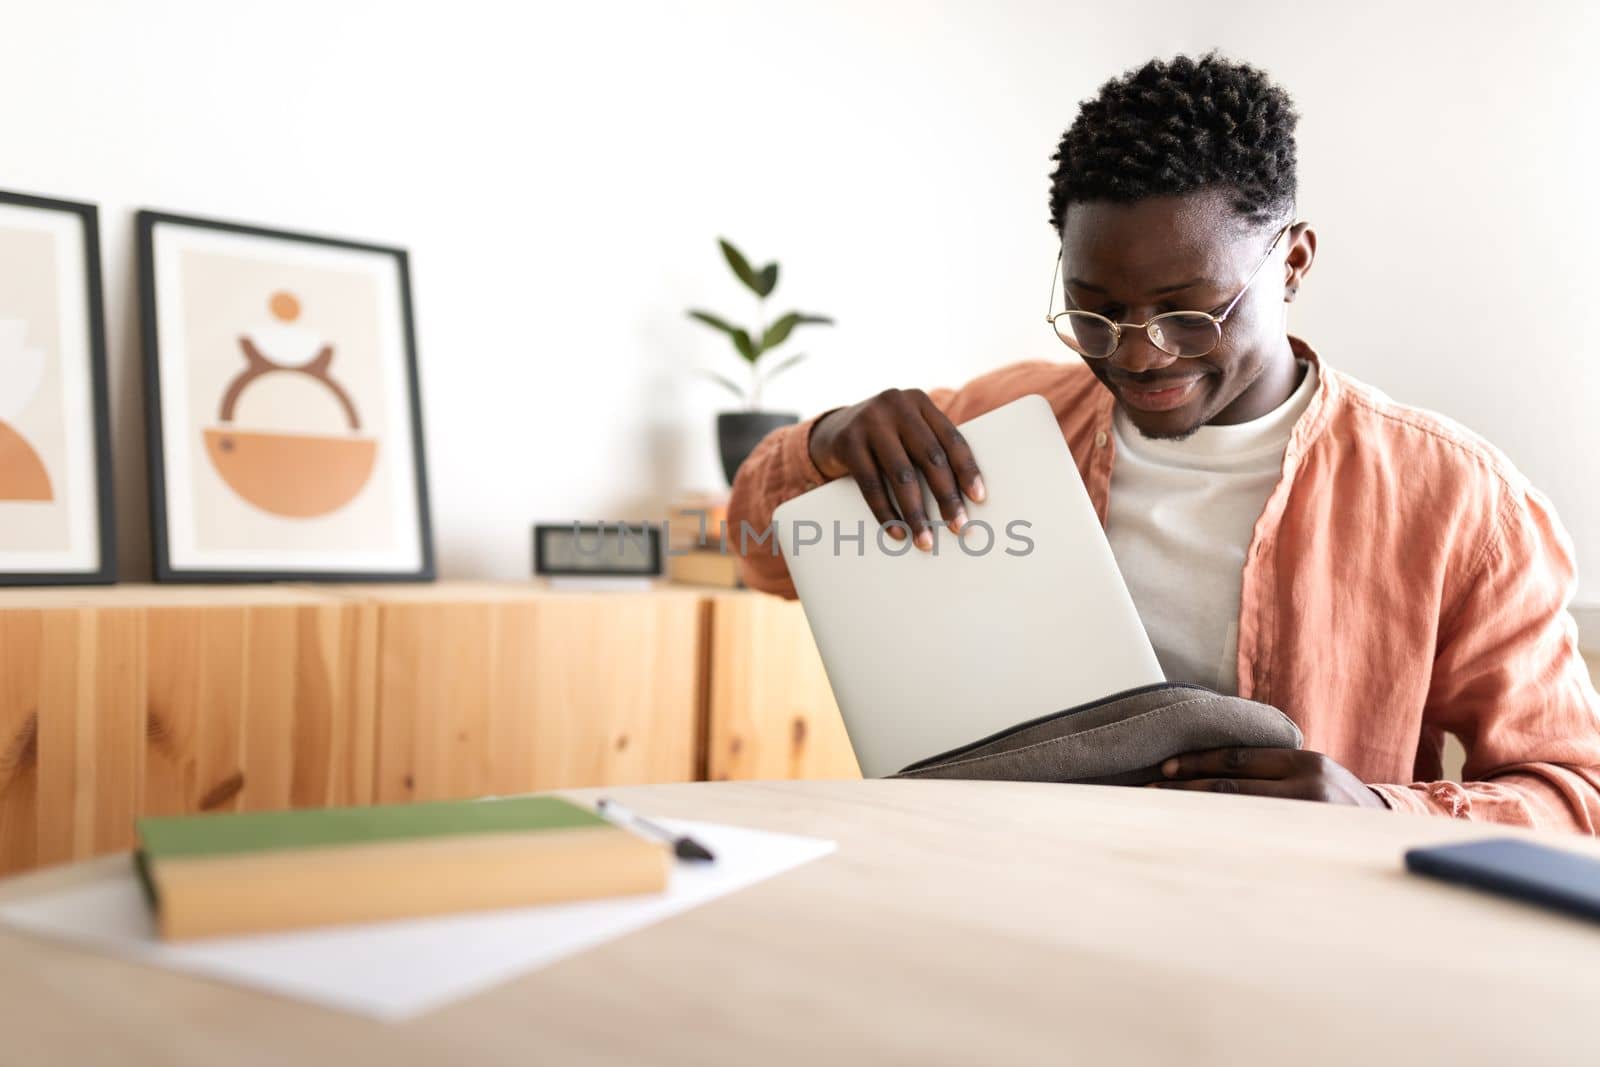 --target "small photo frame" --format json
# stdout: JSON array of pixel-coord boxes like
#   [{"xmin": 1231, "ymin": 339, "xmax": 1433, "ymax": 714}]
[
  {"xmin": 139, "ymin": 211, "xmax": 434, "ymax": 582},
  {"xmin": 0, "ymin": 190, "xmax": 116, "ymax": 586}
]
